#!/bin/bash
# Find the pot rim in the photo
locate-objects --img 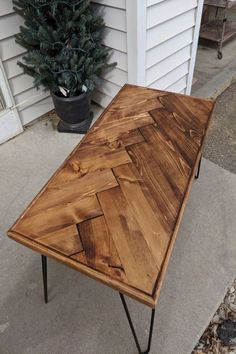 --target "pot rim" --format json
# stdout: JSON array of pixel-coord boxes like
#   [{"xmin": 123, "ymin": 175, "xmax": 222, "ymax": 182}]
[{"xmin": 51, "ymin": 90, "xmax": 90, "ymax": 102}]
